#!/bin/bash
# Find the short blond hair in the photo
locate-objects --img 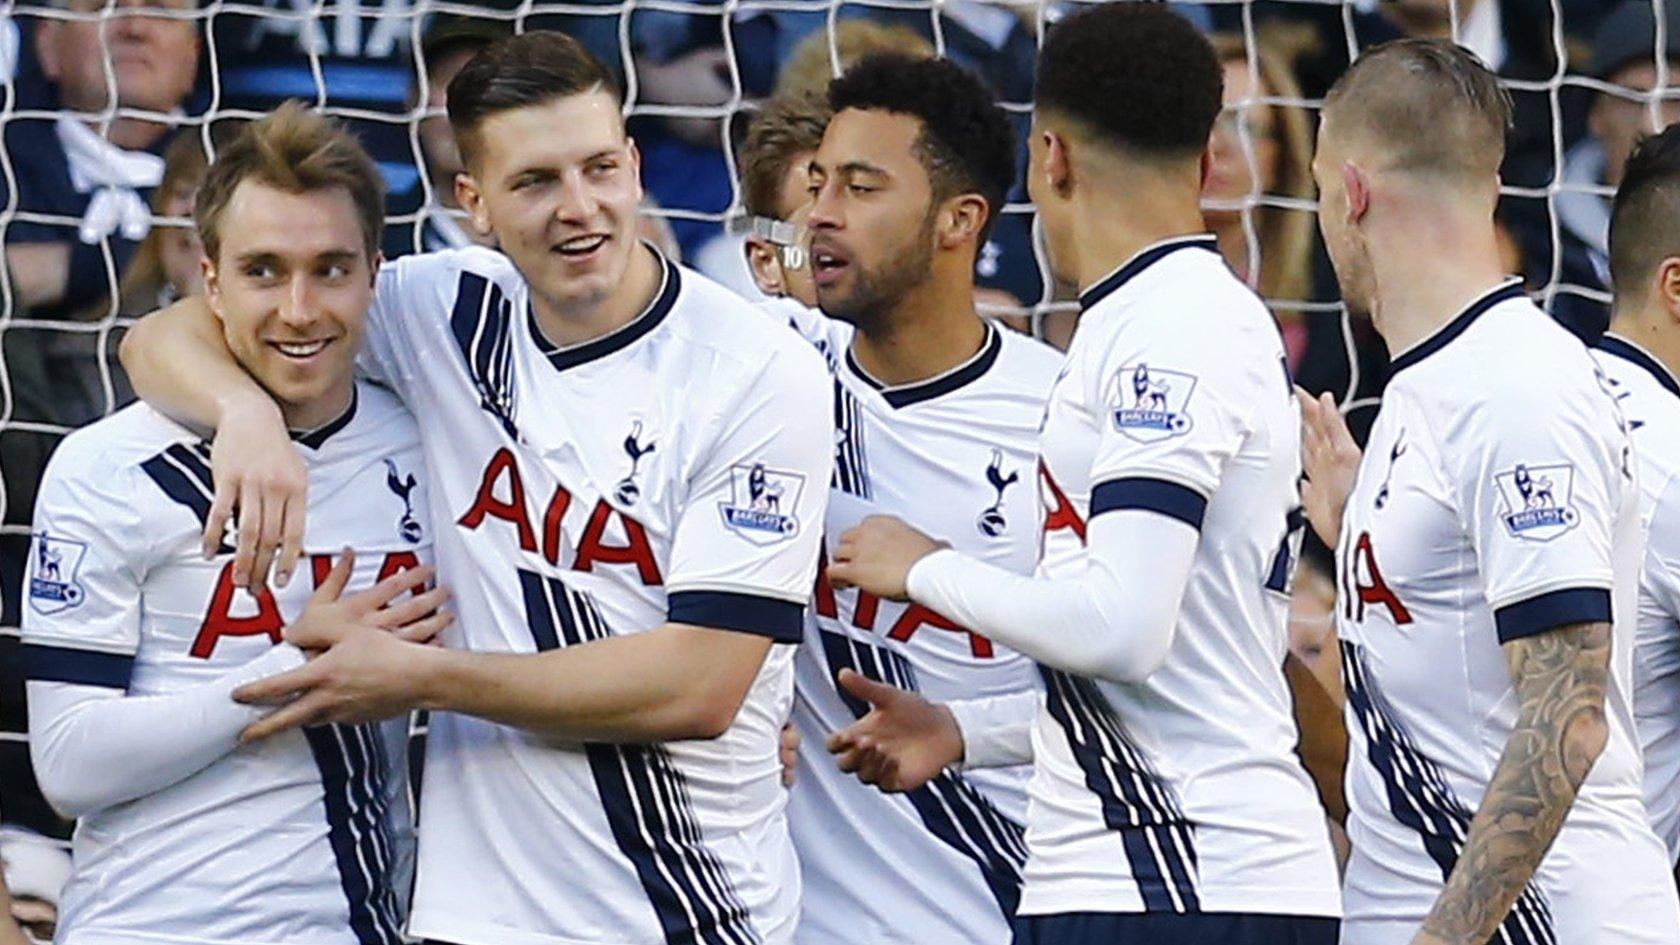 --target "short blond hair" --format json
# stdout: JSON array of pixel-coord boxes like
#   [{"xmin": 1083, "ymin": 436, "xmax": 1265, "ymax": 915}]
[
  {"xmin": 739, "ymin": 94, "xmax": 830, "ymax": 219},
  {"xmin": 774, "ymin": 19, "xmax": 934, "ymax": 101},
  {"xmin": 195, "ymin": 102, "xmax": 385, "ymax": 263}
]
